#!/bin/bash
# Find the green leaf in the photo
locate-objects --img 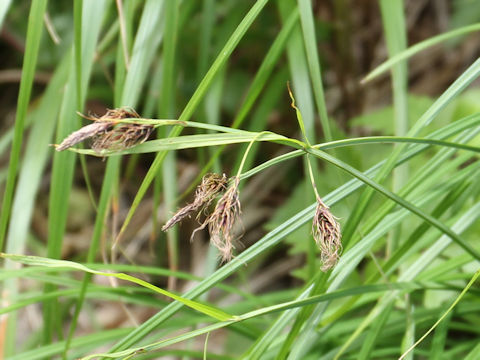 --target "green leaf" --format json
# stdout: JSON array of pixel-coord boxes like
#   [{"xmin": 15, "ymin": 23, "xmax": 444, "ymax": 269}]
[
  {"xmin": 0, "ymin": 0, "xmax": 47, "ymax": 250},
  {"xmin": 83, "ymin": 282, "xmax": 422, "ymax": 359},
  {"xmin": 114, "ymin": 0, "xmax": 271, "ymax": 255},
  {"xmin": 0, "ymin": 253, "xmax": 234, "ymax": 322},
  {"xmin": 308, "ymin": 147, "xmax": 480, "ymax": 261},
  {"xmin": 65, "ymin": 1, "xmax": 169, "ymax": 356},
  {"xmin": 363, "ymin": 23, "xmax": 480, "ymax": 83},
  {"xmin": 0, "ymin": 0, "xmax": 12, "ymax": 29},
  {"xmin": 297, "ymin": 0, "xmax": 331, "ymax": 141},
  {"xmin": 399, "ymin": 269, "xmax": 480, "ymax": 360},
  {"xmin": 71, "ymin": 132, "xmax": 292, "ymax": 156}
]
